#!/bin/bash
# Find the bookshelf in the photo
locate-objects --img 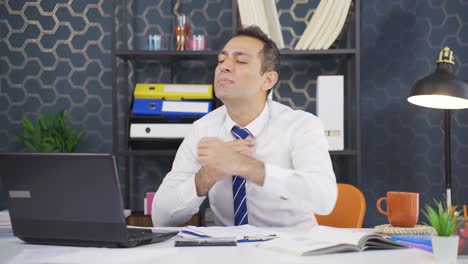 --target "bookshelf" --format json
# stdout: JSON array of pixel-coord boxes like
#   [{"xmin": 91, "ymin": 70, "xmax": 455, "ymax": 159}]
[
  {"xmin": 112, "ymin": 0, "xmax": 361, "ymax": 210},
  {"xmin": 115, "ymin": 49, "xmax": 357, "ymax": 60}
]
